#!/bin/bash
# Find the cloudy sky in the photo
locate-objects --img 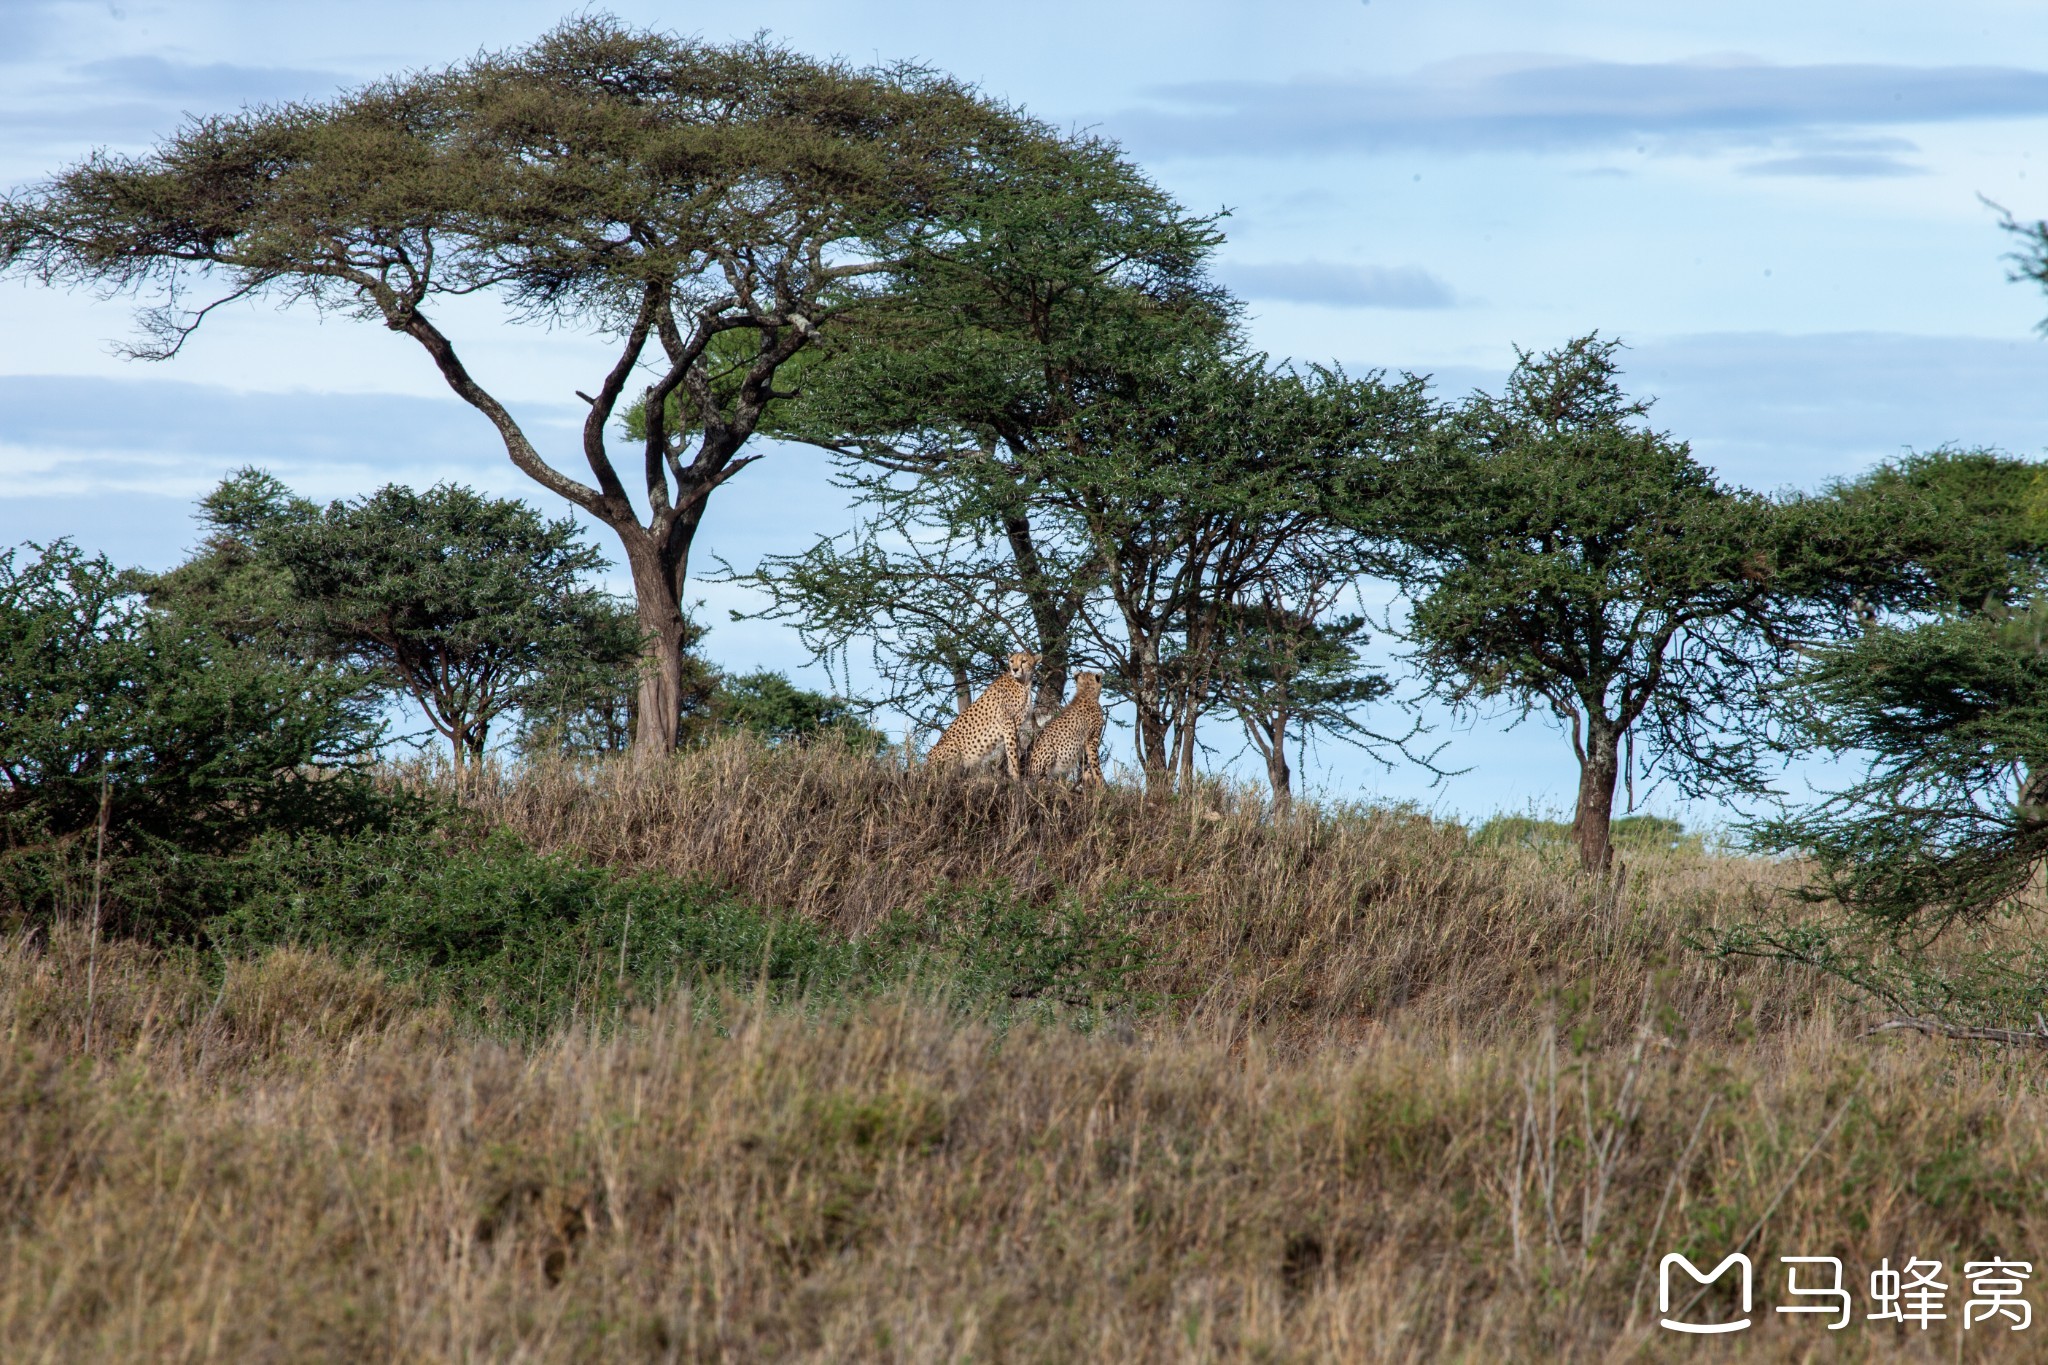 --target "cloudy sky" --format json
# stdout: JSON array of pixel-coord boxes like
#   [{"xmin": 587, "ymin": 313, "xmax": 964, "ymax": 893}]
[{"xmin": 7, "ymin": 0, "xmax": 2048, "ymax": 822}]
